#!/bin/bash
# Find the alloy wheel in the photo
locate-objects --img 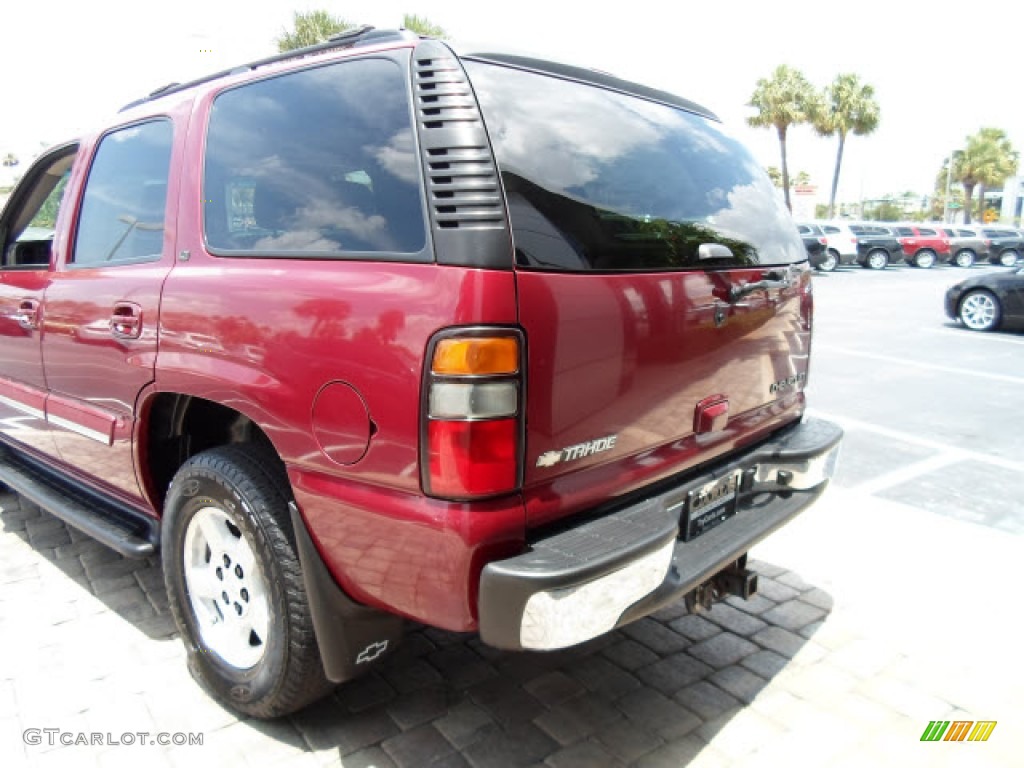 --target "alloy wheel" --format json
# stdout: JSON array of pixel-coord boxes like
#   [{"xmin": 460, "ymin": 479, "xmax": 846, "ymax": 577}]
[
  {"xmin": 183, "ymin": 506, "xmax": 271, "ymax": 669},
  {"xmin": 959, "ymin": 292, "xmax": 998, "ymax": 331}
]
